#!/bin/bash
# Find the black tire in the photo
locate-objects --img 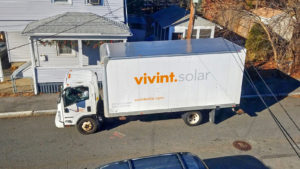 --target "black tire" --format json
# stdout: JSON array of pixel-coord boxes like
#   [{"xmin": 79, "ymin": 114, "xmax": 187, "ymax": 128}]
[
  {"xmin": 182, "ymin": 111, "xmax": 203, "ymax": 126},
  {"xmin": 77, "ymin": 117, "xmax": 99, "ymax": 135}
]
